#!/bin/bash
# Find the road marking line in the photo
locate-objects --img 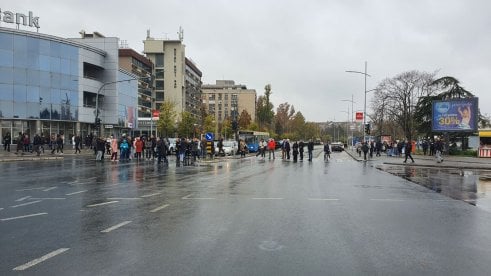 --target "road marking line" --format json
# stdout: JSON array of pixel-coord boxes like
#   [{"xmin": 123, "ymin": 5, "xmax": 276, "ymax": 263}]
[
  {"xmin": 150, "ymin": 204, "xmax": 169, "ymax": 213},
  {"xmin": 10, "ymin": 200, "xmax": 42, "ymax": 208},
  {"xmin": 0, "ymin": 208, "xmax": 4, "ymax": 211},
  {"xmin": 87, "ymin": 201, "xmax": 119, "ymax": 207},
  {"xmin": 101, "ymin": 221, "xmax": 132, "ymax": 233},
  {"xmin": 66, "ymin": 190, "xmax": 87, "ymax": 196},
  {"xmin": 15, "ymin": 196, "xmax": 32, "ymax": 202},
  {"xmin": 182, "ymin": 194, "xmax": 216, "ymax": 200},
  {"xmin": 308, "ymin": 198, "xmax": 340, "ymax": 201},
  {"xmin": 12, "ymin": 248, "xmax": 69, "ymax": 271},
  {"xmin": 30, "ymin": 198, "xmax": 65, "ymax": 200},
  {"xmin": 15, "ymin": 187, "xmax": 45, "ymax": 192},
  {"xmin": 370, "ymin": 199, "xmax": 406, "ymax": 202},
  {"xmin": 42, "ymin": 187, "xmax": 57, "ymax": 192},
  {"xmin": 182, "ymin": 194, "xmax": 193, "ymax": 199},
  {"xmin": 252, "ymin": 198, "xmax": 284, "ymax": 200},
  {"xmin": 107, "ymin": 197, "xmax": 142, "ymax": 200},
  {"xmin": 1, "ymin": 212, "xmax": 48, "ymax": 221},
  {"xmin": 141, "ymin": 192, "xmax": 161, "ymax": 198}
]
